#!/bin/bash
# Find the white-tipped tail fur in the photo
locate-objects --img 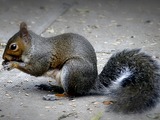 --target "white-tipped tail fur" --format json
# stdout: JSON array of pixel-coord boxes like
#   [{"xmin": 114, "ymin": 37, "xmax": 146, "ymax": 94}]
[{"xmin": 109, "ymin": 67, "xmax": 131, "ymax": 90}]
